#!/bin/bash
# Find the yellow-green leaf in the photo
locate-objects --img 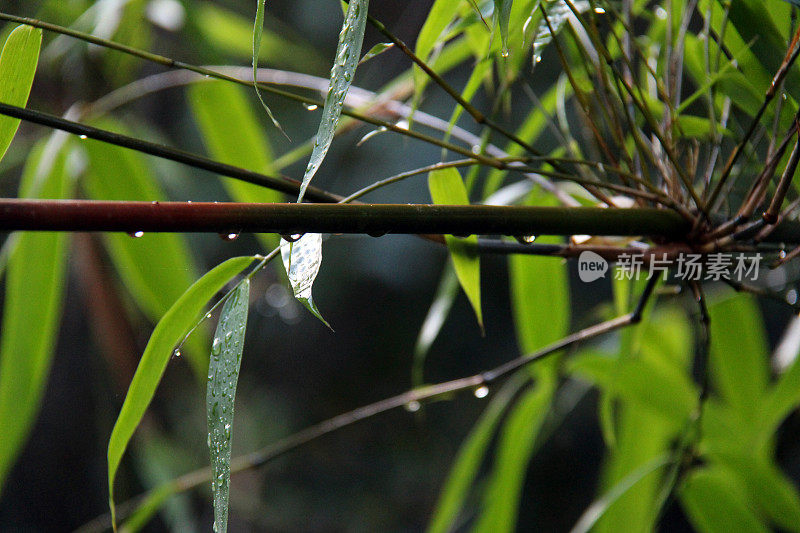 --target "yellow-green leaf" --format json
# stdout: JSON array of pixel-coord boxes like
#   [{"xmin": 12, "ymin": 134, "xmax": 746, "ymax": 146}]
[
  {"xmin": 428, "ymin": 167, "xmax": 482, "ymax": 329},
  {"xmin": 0, "ymin": 25, "xmax": 42, "ymax": 162},
  {"xmin": 107, "ymin": 256, "xmax": 255, "ymax": 527}
]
